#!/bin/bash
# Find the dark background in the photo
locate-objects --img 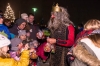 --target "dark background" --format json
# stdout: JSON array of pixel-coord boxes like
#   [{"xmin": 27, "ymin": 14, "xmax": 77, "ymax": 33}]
[{"xmin": 0, "ymin": 0, "xmax": 100, "ymax": 26}]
